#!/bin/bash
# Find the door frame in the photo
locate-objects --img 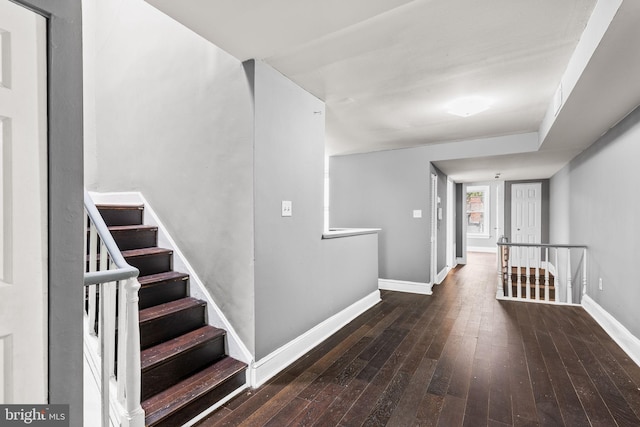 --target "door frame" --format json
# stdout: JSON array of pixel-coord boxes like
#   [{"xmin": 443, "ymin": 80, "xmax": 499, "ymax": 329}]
[
  {"xmin": 430, "ymin": 173, "xmax": 437, "ymax": 285},
  {"xmin": 446, "ymin": 178, "xmax": 455, "ymax": 269},
  {"xmin": 504, "ymin": 180, "xmax": 550, "ymax": 245},
  {"xmin": 10, "ymin": 0, "xmax": 83, "ymax": 423},
  {"xmin": 510, "ymin": 182, "xmax": 542, "ymax": 244}
]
